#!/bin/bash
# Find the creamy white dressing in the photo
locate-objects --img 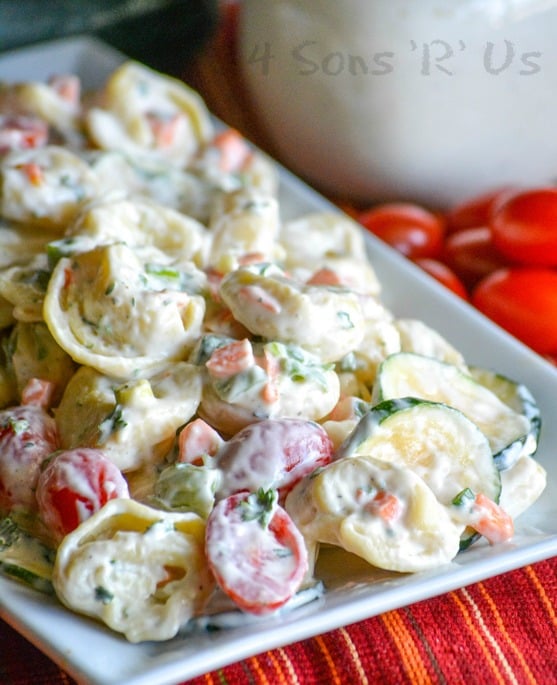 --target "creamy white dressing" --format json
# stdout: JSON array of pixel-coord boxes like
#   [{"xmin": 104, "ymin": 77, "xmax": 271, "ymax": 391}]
[{"xmin": 499, "ymin": 455, "xmax": 547, "ymax": 519}]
